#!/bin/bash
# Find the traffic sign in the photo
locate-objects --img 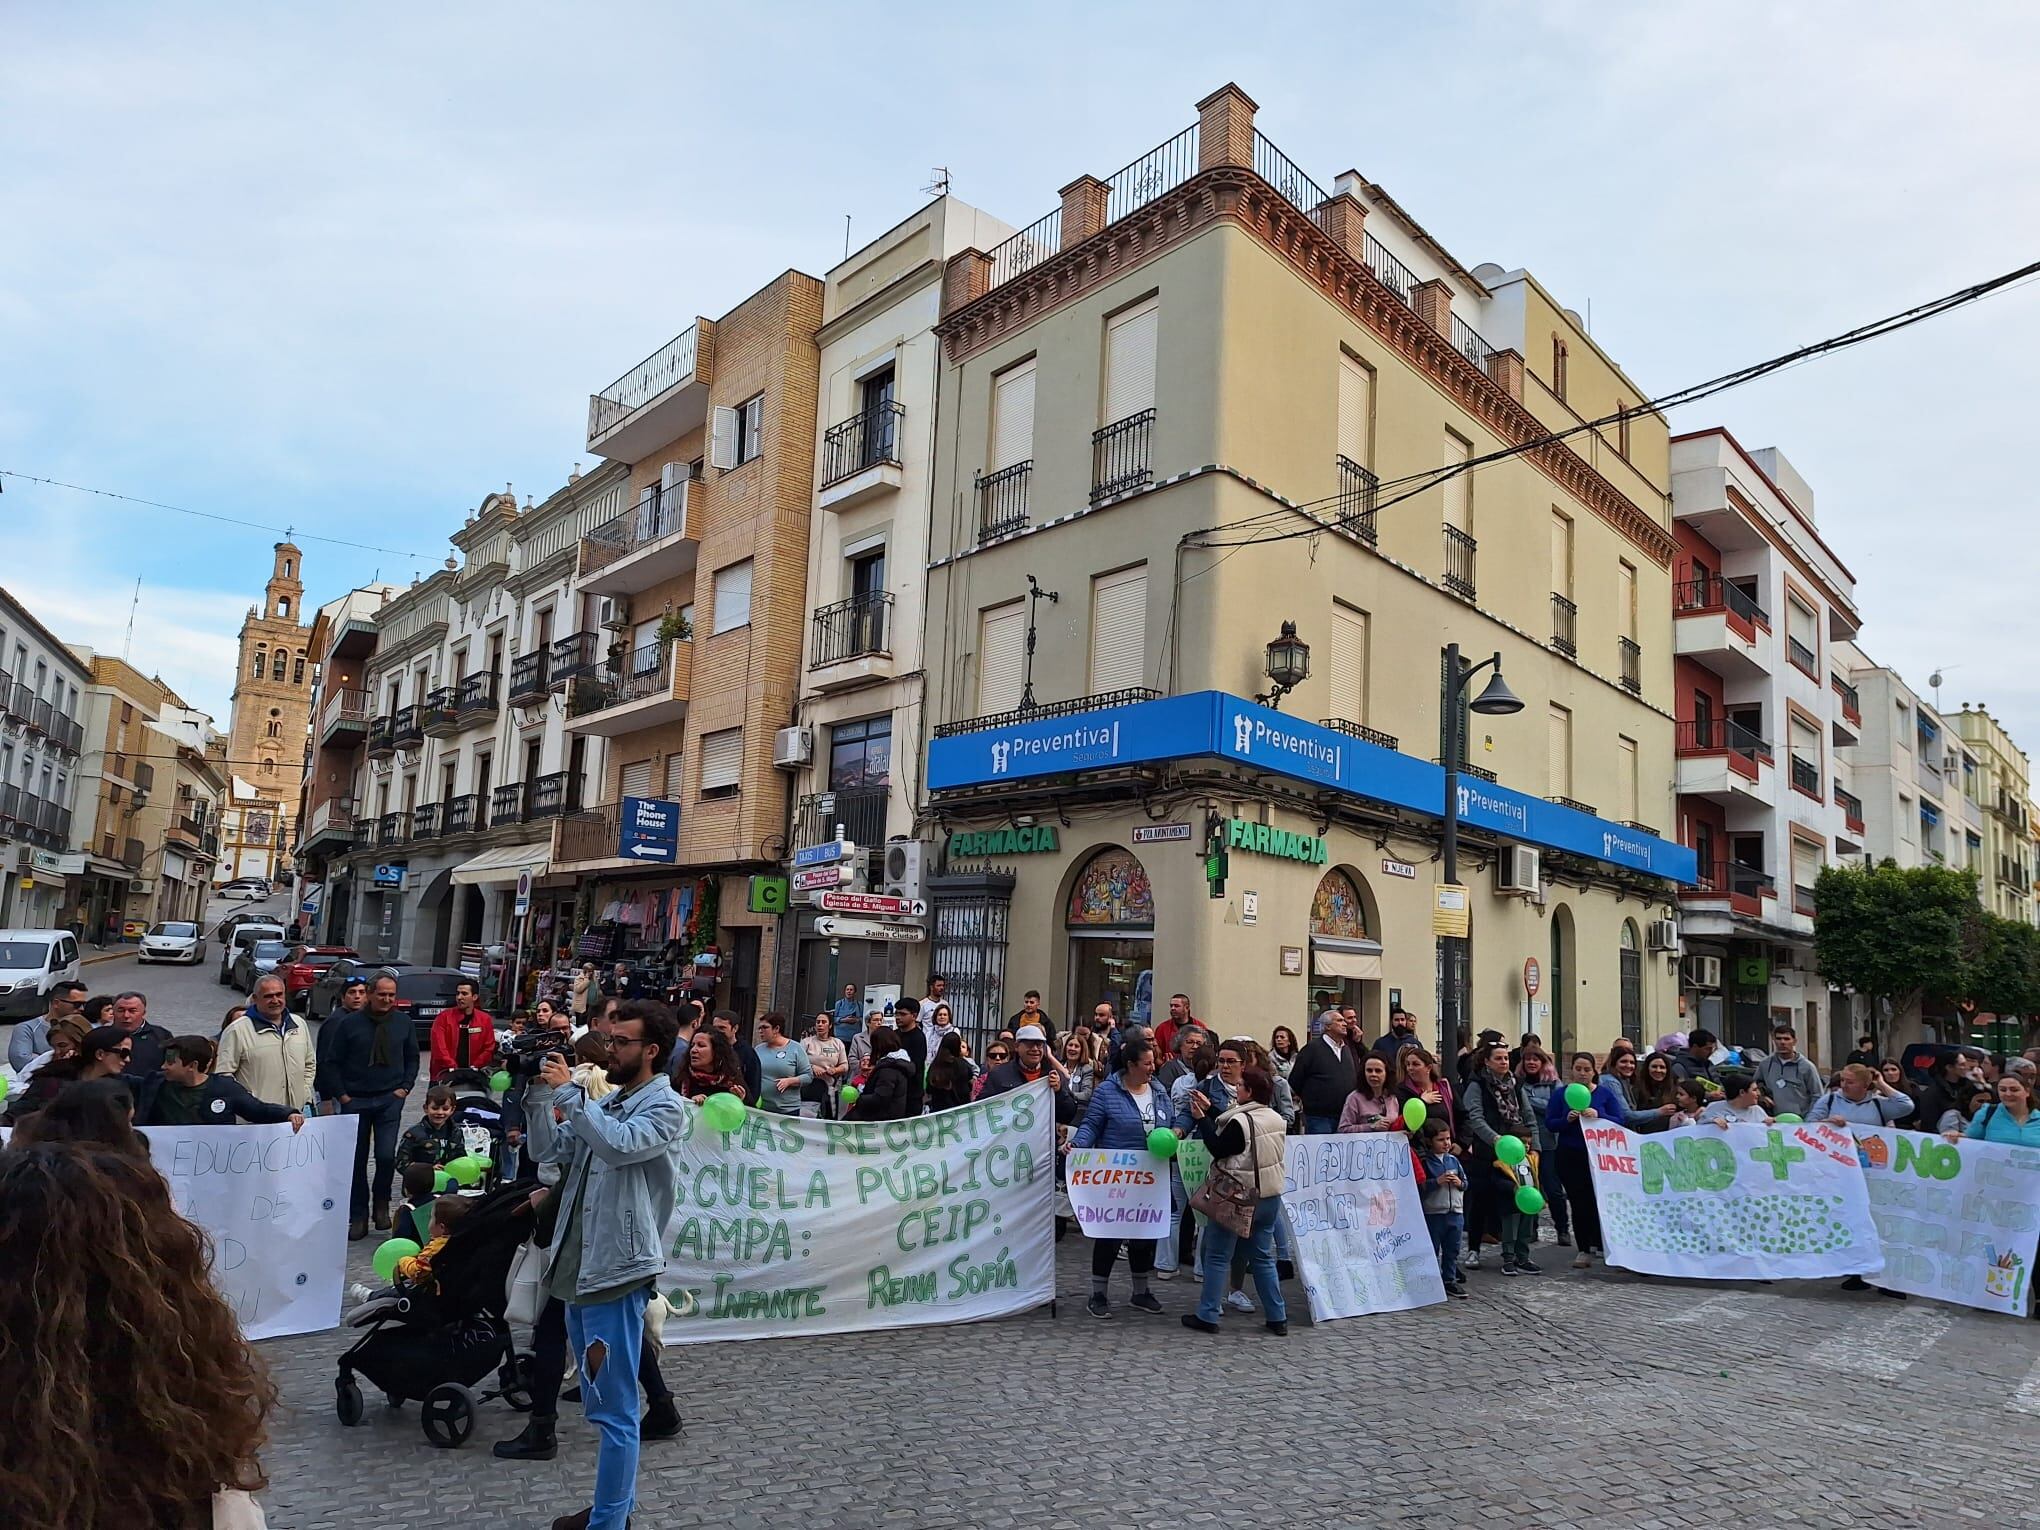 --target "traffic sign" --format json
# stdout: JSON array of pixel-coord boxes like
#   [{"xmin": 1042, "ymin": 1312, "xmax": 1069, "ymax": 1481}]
[
  {"xmin": 792, "ymin": 864, "xmax": 855, "ymax": 893},
  {"xmin": 793, "ymin": 839, "xmax": 855, "ymax": 868},
  {"xmin": 816, "ymin": 890, "xmax": 927, "ymax": 918},
  {"xmin": 1522, "ymin": 956, "xmax": 1540, "ymax": 997},
  {"xmin": 515, "ymin": 867, "xmax": 533, "ymax": 918},
  {"xmin": 617, "ymin": 797, "xmax": 679, "ymax": 863},
  {"xmin": 814, "ymin": 916, "xmax": 926, "ymax": 943}
]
